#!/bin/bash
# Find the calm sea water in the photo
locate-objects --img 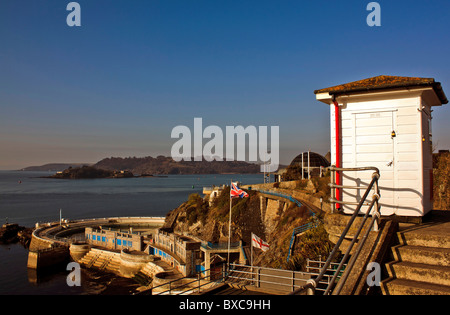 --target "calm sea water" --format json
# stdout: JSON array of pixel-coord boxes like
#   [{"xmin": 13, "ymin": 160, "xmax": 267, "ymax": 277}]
[{"xmin": 0, "ymin": 171, "xmax": 267, "ymax": 295}]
